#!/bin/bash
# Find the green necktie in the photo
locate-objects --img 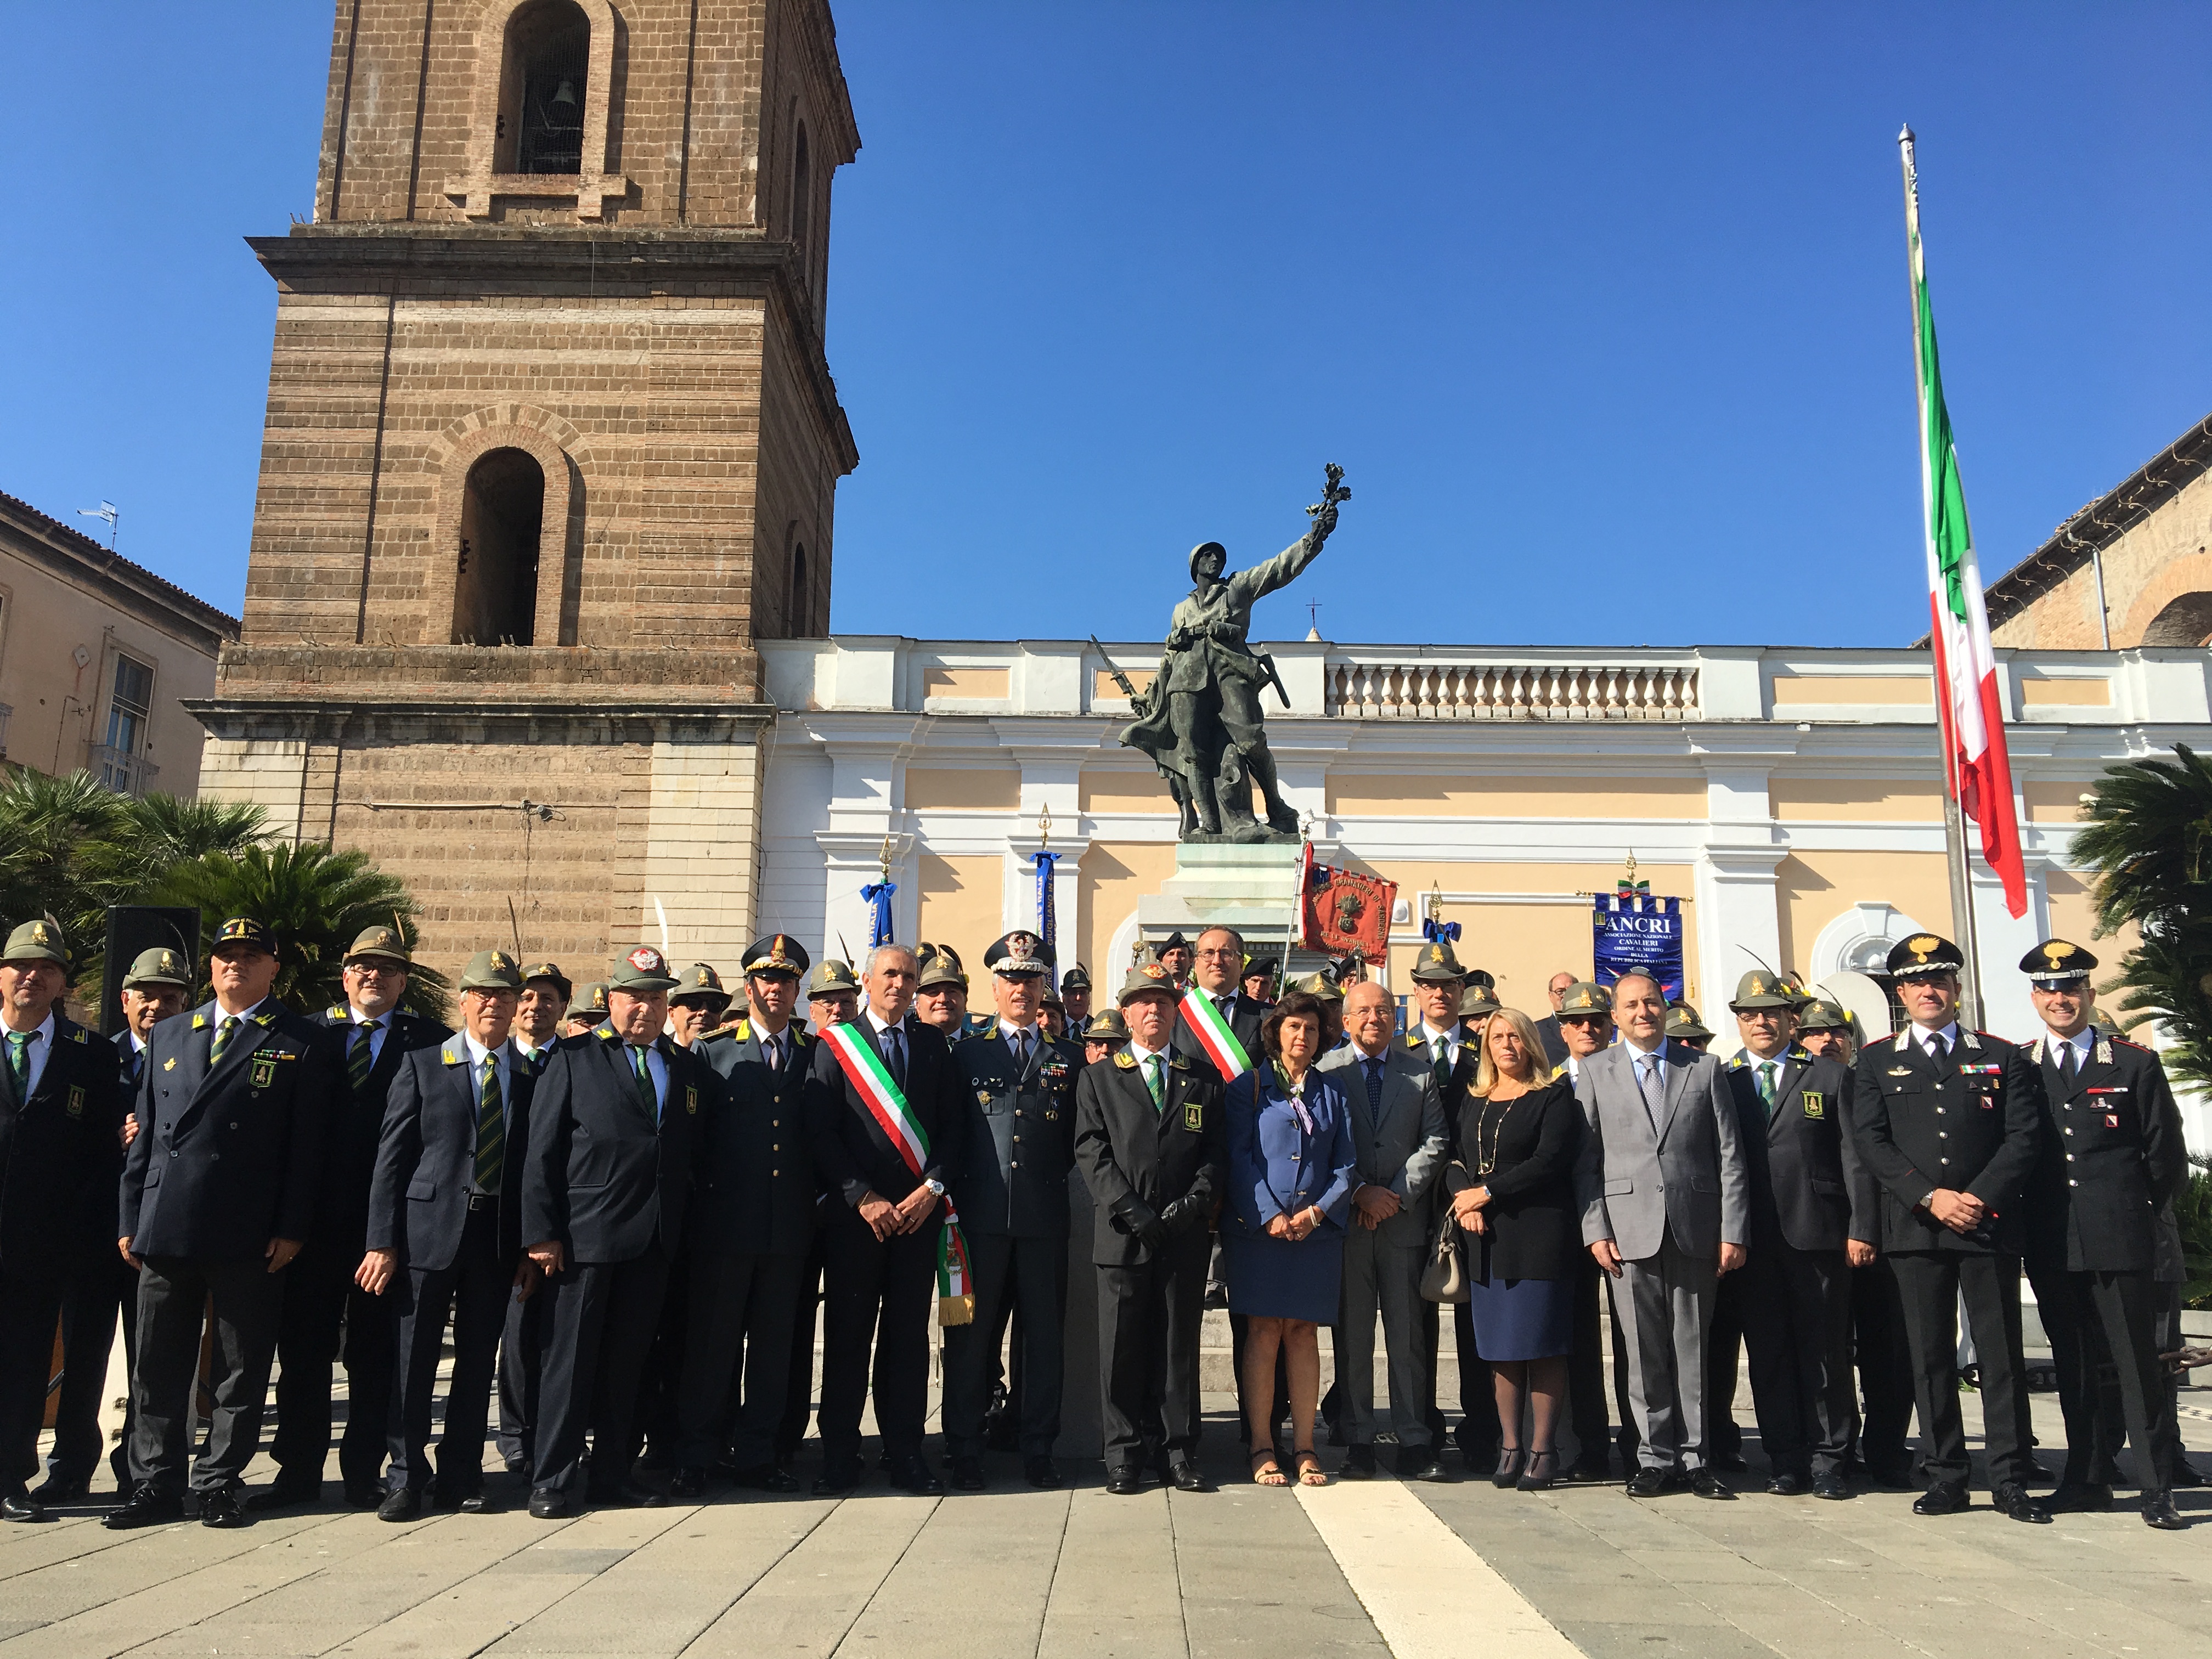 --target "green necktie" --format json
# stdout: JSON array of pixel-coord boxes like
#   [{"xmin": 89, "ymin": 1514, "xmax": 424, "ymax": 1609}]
[
  {"xmin": 349, "ymin": 1020, "xmax": 380, "ymax": 1090},
  {"xmin": 1756, "ymin": 1060, "xmax": 1778, "ymax": 1120},
  {"xmin": 1432, "ymin": 1036, "xmax": 1452, "ymax": 1091},
  {"xmin": 4, "ymin": 1031, "xmax": 29, "ymax": 1099},
  {"xmin": 475, "ymin": 1056, "xmax": 505, "ymax": 1195},
  {"xmin": 210, "ymin": 1015, "xmax": 241, "ymax": 1064},
  {"xmin": 1143, "ymin": 1052, "xmax": 1165, "ymax": 1110},
  {"xmin": 630, "ymin": 1044, "xmax": 659, "ymax": 1122}
]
